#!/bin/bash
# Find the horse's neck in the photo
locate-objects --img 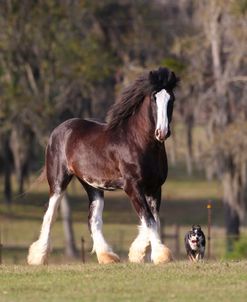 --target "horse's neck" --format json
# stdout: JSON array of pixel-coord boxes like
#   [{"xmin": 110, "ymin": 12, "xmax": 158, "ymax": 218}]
[{"xmin": 126, "ymin": 96, "xmax": 156, "ymax": 147}]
